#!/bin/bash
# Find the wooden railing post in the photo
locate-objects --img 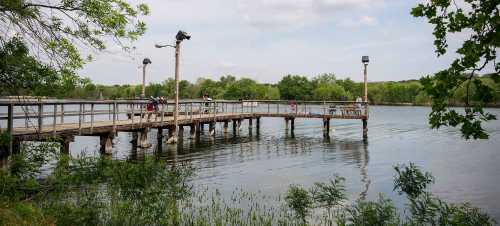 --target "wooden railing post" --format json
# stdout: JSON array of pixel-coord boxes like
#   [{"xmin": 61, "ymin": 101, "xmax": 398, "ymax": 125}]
[
  {"xmin": 112, "ymin": 101, "xmax": 117, "ymax": 133},
  {"xmin": 190, "ymin": 102, "xmax": 193, "ymax": 121},
  {"xmin": 52, "ymin": 104, "xmax": 57, "ymax": 137},
  {"xmin": 78, "ymin": 104, "xmax": 82, "ymax": 135},
  {"xmin": 38, "ymin": 103, "xmax": 43, "ymax": 133},
  {"xmin": 60, "ymin": 104, "xmax": 64, "ymax": 124},
  {"xmin": 160, "ymin": 103, "xmax": 165, "ymax": 126},
  {"xmin": 90, "ymin": 103, "xmax": 95, "ymax": 134},
  {"xmin": 139, "ymin": 102, "xmax": 143, "ymax": 127},
  {"xmin": 131, "ymin": 103, "xmax": 135, "ymax": 129},
  {"xmin": 82, "ymin": 104, "xmax": 86, "ymax": 123},
  {"xmin": 7, "ymin": 104, "xmax": 13, "ymax": 155}
]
